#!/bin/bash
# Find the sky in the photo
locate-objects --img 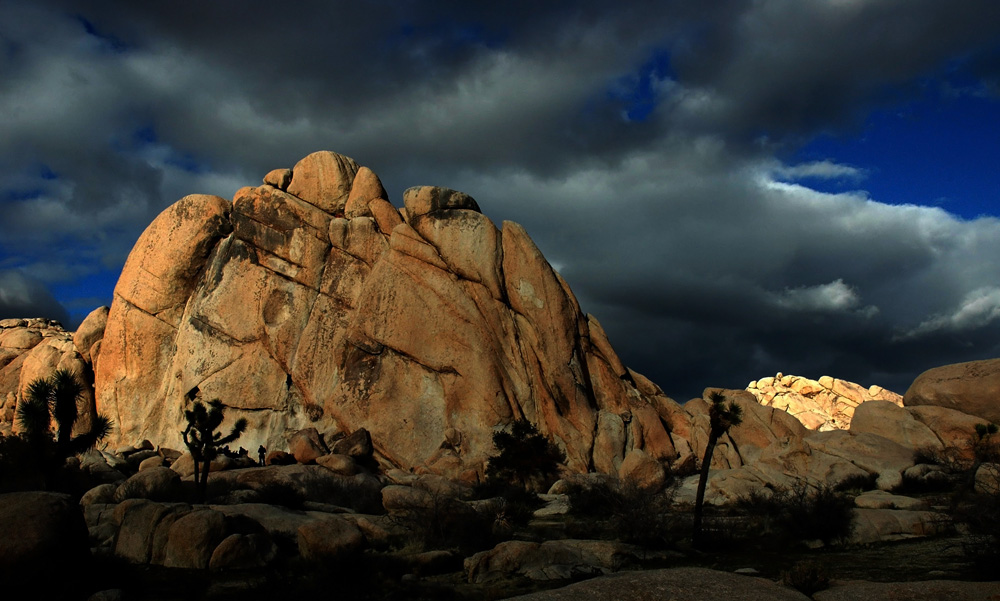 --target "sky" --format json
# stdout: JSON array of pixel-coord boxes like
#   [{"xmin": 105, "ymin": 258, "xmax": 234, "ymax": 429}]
[{"xmin": 1, "ymin": 0, "xmax": 999, "ymax": 401}]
